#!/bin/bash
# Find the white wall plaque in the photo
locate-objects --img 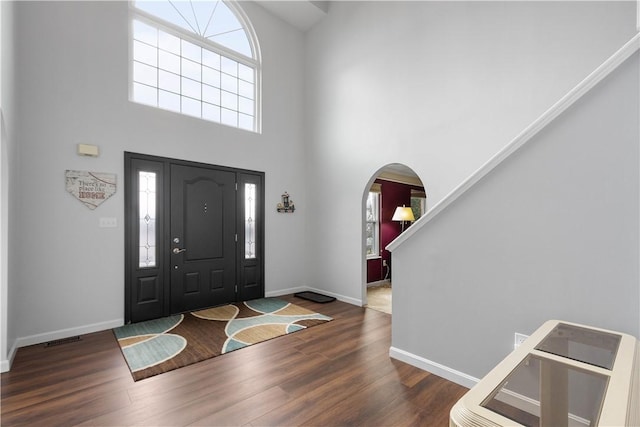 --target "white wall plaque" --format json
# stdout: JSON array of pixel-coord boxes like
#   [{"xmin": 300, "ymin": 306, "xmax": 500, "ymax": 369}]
[{"xmin": 65, "ymin": 170, "xmax": 117, "ymax": 210}]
